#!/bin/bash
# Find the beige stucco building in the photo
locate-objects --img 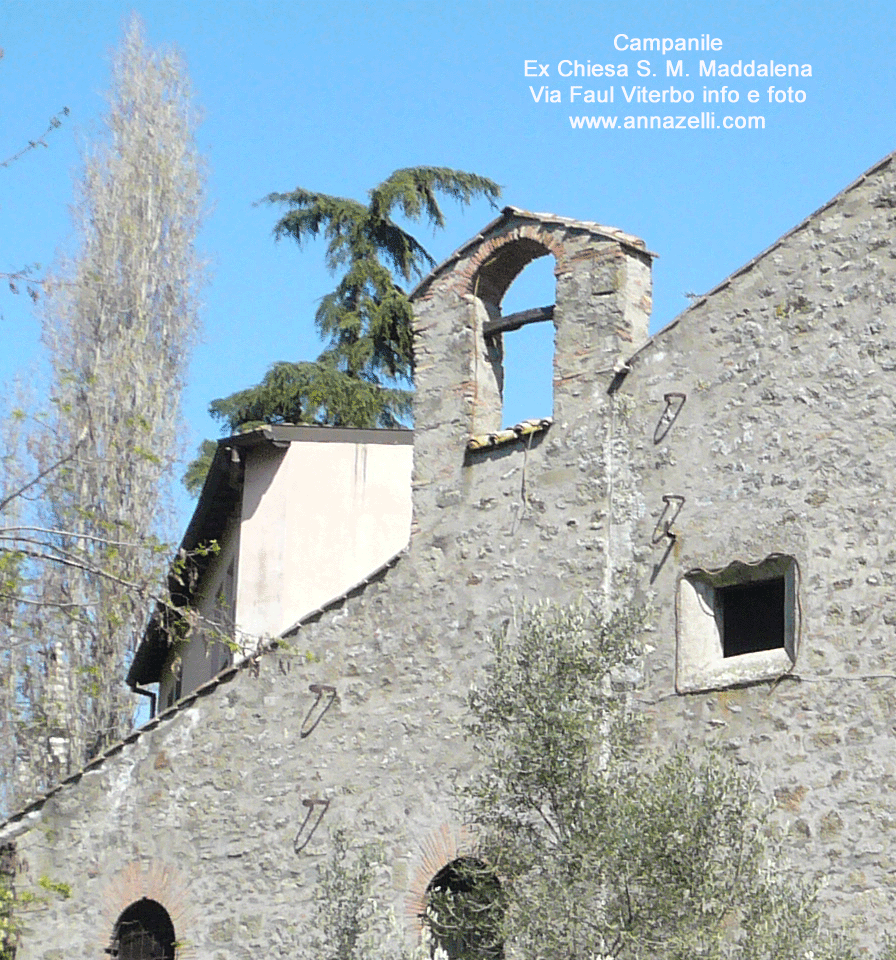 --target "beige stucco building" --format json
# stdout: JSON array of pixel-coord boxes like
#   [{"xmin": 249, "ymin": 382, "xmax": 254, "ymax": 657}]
[{"xmin": 128, "ymin": 424, "xmax": 413, "ymax": 710}]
